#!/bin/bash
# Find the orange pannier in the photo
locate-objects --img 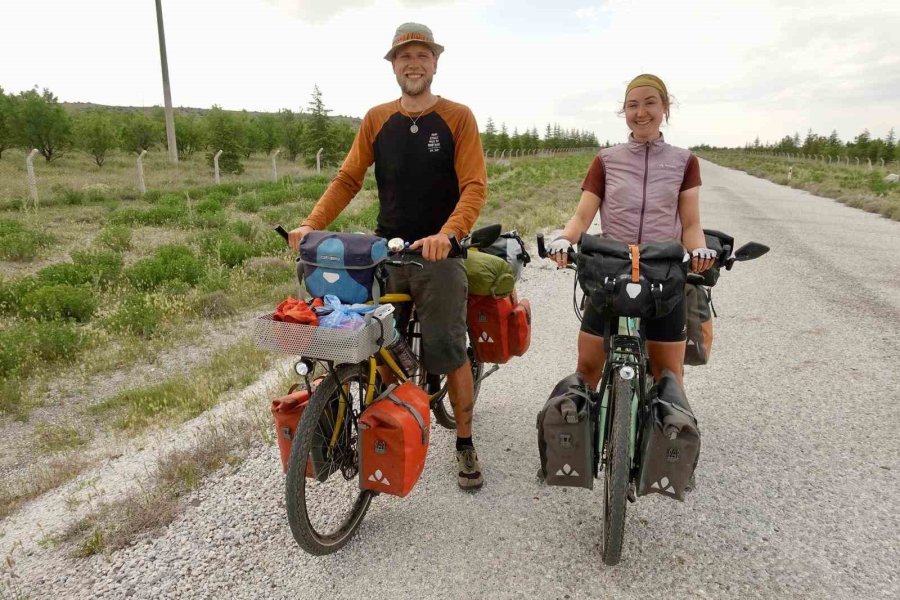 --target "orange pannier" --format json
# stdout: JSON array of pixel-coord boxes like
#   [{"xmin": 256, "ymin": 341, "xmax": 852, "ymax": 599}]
[
  {"xmin": 358, "ymin": 382, "xmax": 430, "ymax": 497},
  {"xmin": 467, "ymin": 291, "xmax": 532, "ymax": 364},
  {"xmin": 271, "ymin": 385, "xmax": 315, "ymax": 476}
]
